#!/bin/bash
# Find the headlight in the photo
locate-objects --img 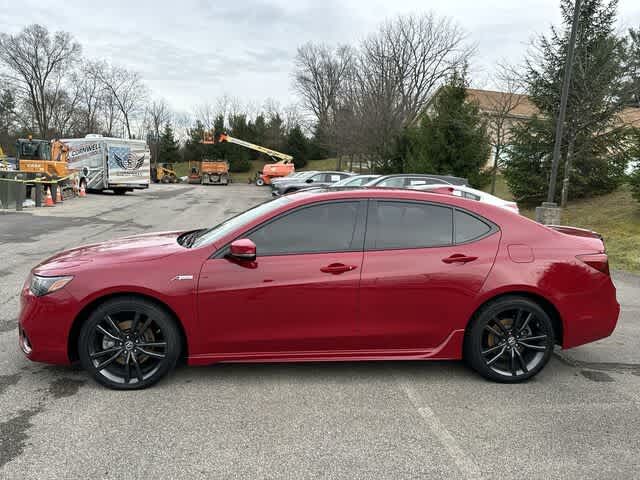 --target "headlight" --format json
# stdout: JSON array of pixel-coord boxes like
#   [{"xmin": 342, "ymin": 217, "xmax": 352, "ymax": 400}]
[{"xmin": 30, "ymin": 275, "xmax": 73, "ymax": 297}]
